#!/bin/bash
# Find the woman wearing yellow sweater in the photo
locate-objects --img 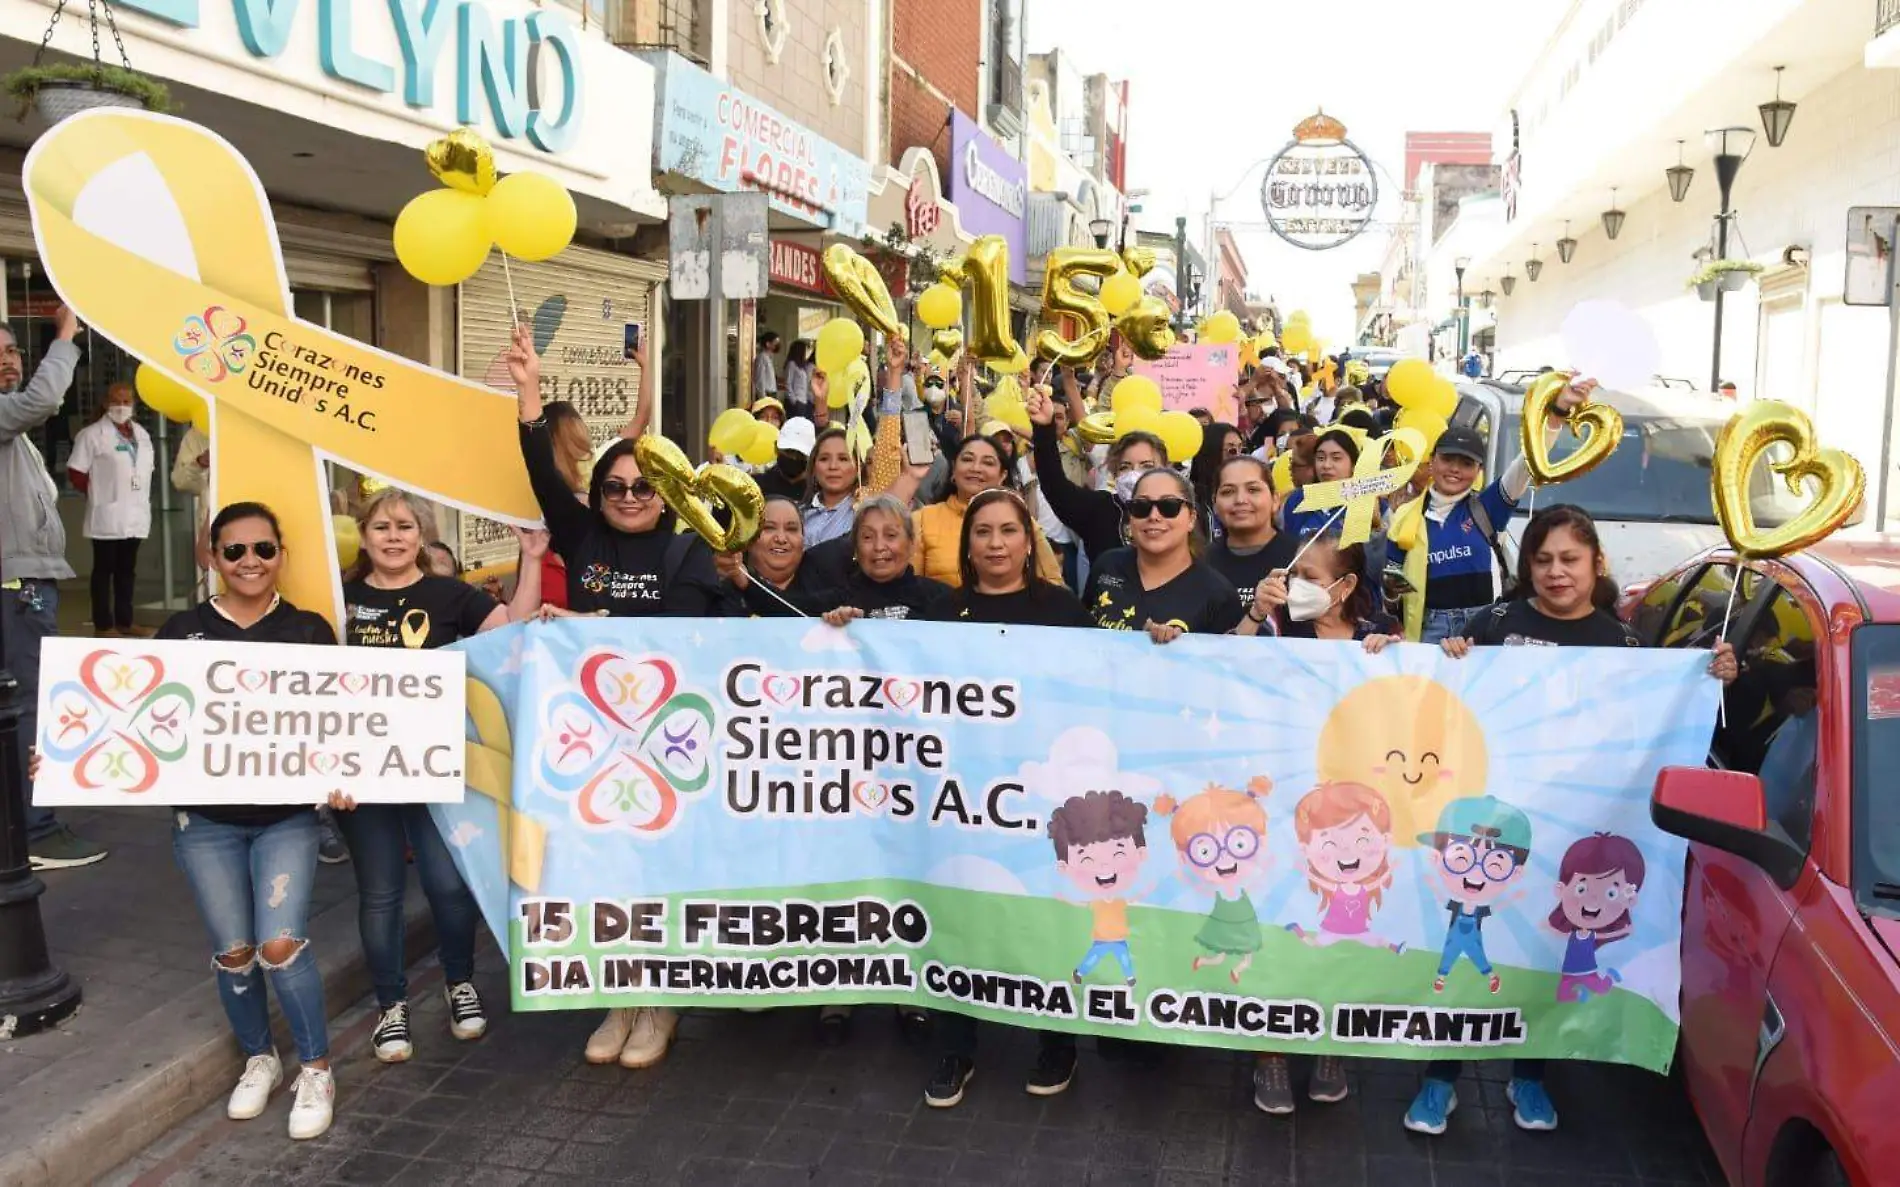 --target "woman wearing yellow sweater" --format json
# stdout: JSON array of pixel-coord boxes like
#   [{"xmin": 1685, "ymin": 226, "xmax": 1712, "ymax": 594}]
[{"xmin": 912, "ymin": 434, "xmax": 1062, "ymax": 589}]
